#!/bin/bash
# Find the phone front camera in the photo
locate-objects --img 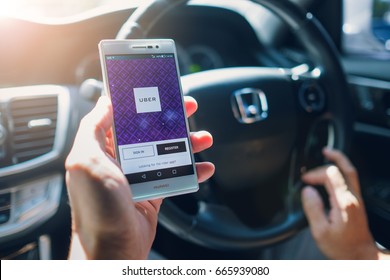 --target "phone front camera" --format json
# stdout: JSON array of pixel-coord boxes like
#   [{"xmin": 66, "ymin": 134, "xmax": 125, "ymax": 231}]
[{"xmin": 156, "ymin": 45, "xmax": 159, "ymax": 49}]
